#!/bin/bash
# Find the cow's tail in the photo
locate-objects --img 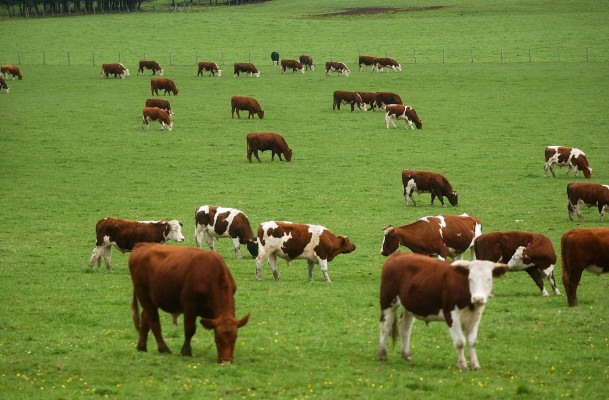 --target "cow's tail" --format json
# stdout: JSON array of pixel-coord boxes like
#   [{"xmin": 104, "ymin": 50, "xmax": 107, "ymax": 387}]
[{"xmin": 131, "ymin": 291, "xmax": 141, "ymax": 333}]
